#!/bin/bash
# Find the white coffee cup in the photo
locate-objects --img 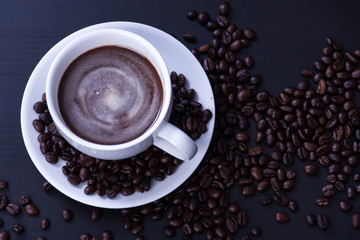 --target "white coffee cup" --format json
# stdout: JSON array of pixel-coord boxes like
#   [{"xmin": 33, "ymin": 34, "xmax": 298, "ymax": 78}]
[{"xmin": 46, "ymin": 28, "xmax": 198, "ymax": 161}]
